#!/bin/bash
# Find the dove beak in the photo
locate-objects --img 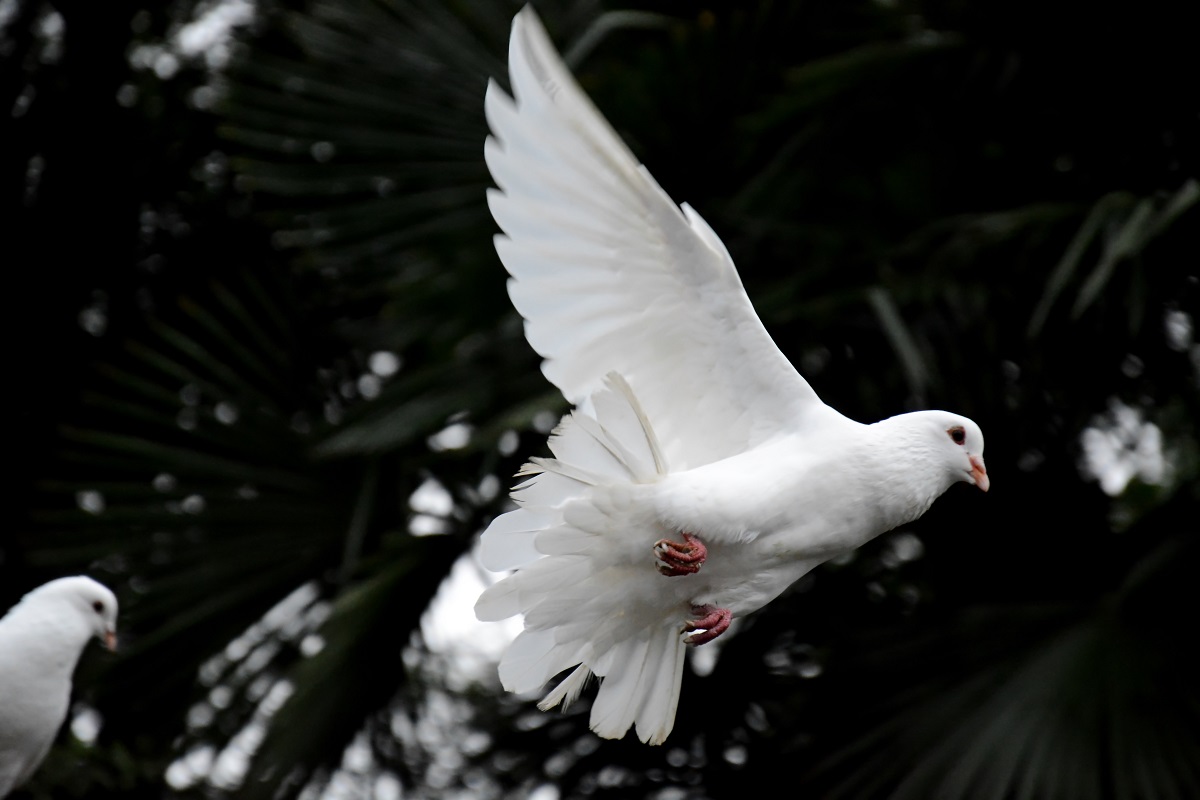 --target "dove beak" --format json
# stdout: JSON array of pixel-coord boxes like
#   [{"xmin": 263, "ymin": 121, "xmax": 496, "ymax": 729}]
[
  {"xmin": 969, "ymin": 454, "xmax": 989, "ymax": 492},
  {"xmin": 104, "ymin": 629, "xmax": 118, "ymax": 652}
]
